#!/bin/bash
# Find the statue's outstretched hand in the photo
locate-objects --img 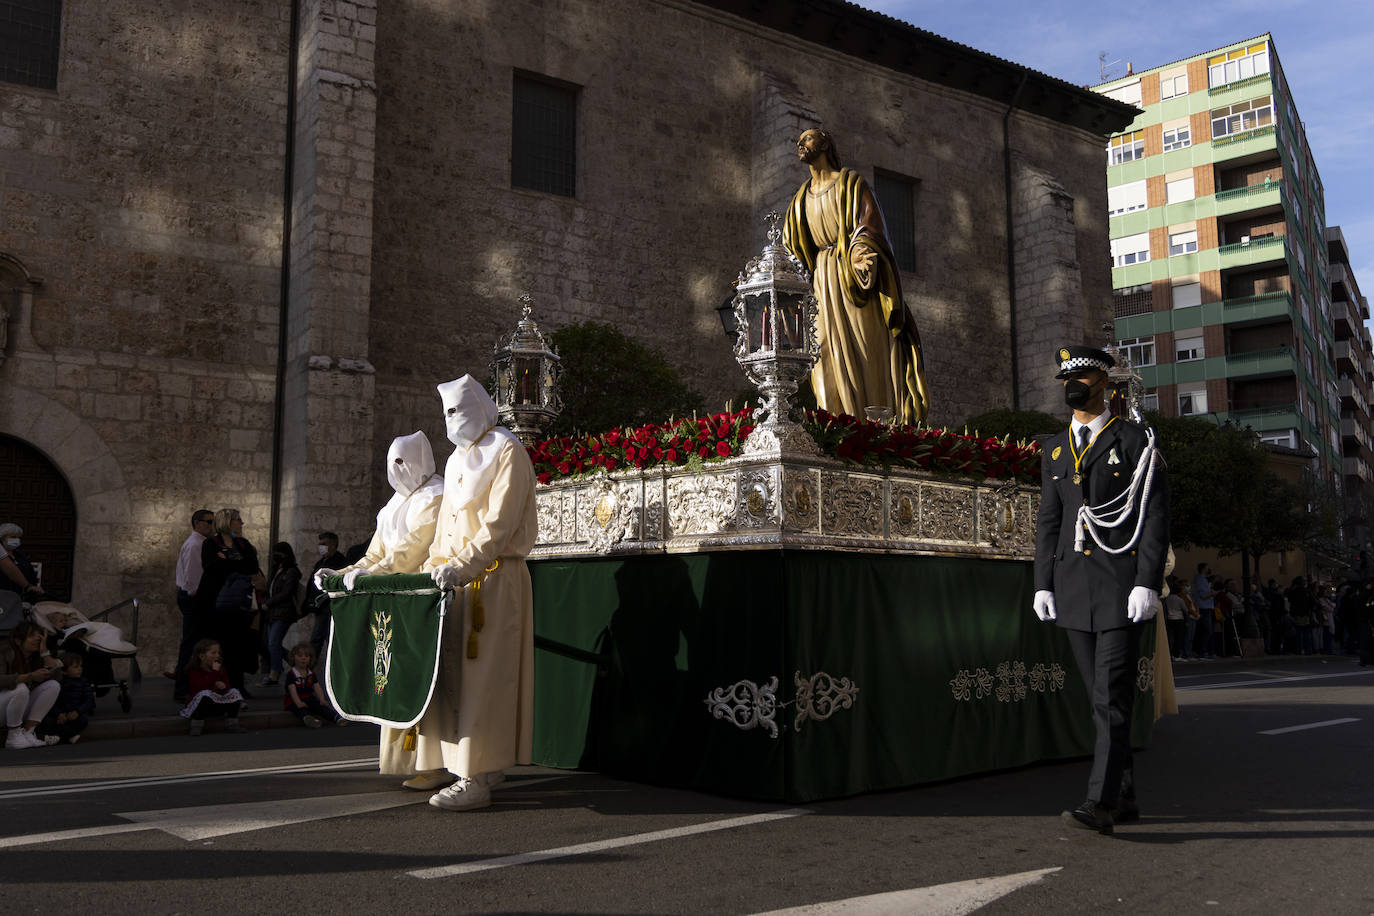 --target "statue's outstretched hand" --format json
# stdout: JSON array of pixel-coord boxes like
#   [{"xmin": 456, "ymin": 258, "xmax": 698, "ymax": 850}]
[
  {"xmin": 1033, "ymin": 590, "xmax": 1057, "ymax": 622},
  {"xmin": 850, "ymin": 246, "xmax": 877, "ymax": 283}
]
